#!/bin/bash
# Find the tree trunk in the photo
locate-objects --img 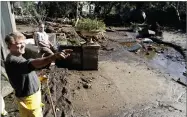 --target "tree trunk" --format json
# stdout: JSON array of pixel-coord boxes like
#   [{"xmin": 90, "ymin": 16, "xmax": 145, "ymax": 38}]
[
  {"xmin": 76, "ymin": 2, "xmax": 79, "ymax": 20},
  {"xmin": 170, "ymin": 3, "xmax": 181, "ymax": 22}
]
